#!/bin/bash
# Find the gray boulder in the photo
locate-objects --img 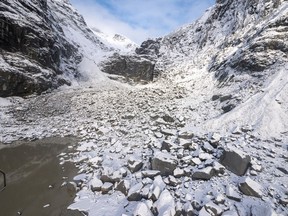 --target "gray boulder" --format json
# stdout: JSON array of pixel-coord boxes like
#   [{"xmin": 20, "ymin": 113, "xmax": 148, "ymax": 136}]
[
  {"xmin": 238, "ymin": 177, "xmax": 263, "ymax": 198},
  {"xmin": 192, "ymin": 167, "xmax": 215, "ymax": 180},
  {"xmin": 133, "ymin": 202, "xmax": 154, "ymax": 216},
  {"xmin": 151, "ymin": 151, "xmax": 178, "ymax": 176},
  {"xmin": 100, "ymin": 53, "xmax": 159, "ymax": 82},
  {"xmin": 90, "ymin": 178, "xmax": 103, "ymax": 192},
  {"xmin": 116, "ymin": 180, "xmax": 130, "ymax": 196},
  {"xmin": 128, "ymin": 158, "xmax": 143, "ymax": 173},
  {"xmin": 101, "ymin": 182, "xmax": 113, "ymax": 194},
  {"xmin": 226, "ymin": 185, "xmax": 241, "ymax": 201},
  {"xmin": 220, "ymin": 148, "xmax": 251, "ymax": 176},
  {"xmin": 154, "ymin": 190, "xmax": 176, "ymax": 216},
  {"xmin": 127, "ymin": 183, "xmax": 143, "ymax": 201}
]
